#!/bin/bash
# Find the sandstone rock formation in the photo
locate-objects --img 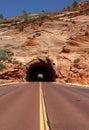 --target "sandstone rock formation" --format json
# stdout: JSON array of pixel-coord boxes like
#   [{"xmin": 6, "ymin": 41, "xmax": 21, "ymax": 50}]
[{"xmin": 0, "ymin": 1, "xmax": 89, "ymax": 85}]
